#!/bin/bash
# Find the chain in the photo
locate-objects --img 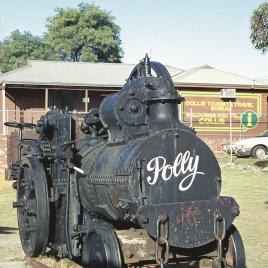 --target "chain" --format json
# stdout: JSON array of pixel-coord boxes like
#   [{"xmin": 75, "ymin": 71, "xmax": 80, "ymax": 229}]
[
  {"xmin": 155, "ymin": 215, "xmax": 169, "ymax": 267},
  {"xmin": 212, "ymin": 214, "xmax": 227, "ymax": 268}
]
